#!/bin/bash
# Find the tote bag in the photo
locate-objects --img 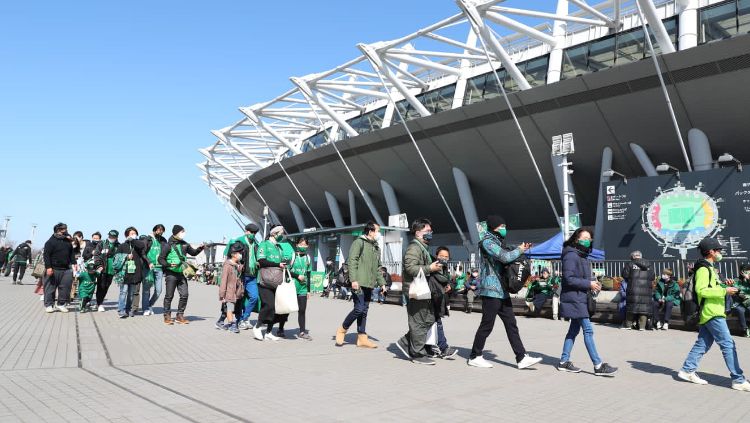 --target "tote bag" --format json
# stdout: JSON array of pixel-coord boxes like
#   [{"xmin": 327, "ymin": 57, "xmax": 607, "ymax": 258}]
[
  {"xmin": 274, "ymin": 269, "xmax": 299, "ymax": 315},
  {"xmin": 408, "ymin": 268, "xmax": 432, "ymax": 300}
]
